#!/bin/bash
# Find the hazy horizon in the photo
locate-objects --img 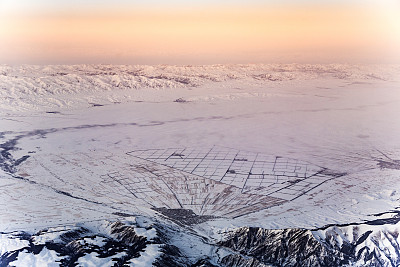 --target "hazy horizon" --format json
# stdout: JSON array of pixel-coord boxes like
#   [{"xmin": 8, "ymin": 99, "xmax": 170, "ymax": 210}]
[{"xmin": 1, "ymin": 0, "xmax": 399, "ymax": 65}]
